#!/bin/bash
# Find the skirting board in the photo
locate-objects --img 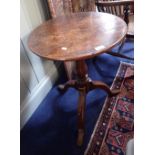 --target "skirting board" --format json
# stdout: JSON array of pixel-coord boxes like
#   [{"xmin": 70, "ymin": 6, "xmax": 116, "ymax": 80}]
[{"xmin": 20, "ymin": 63, "xmax": 61, "ymax": 129}]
